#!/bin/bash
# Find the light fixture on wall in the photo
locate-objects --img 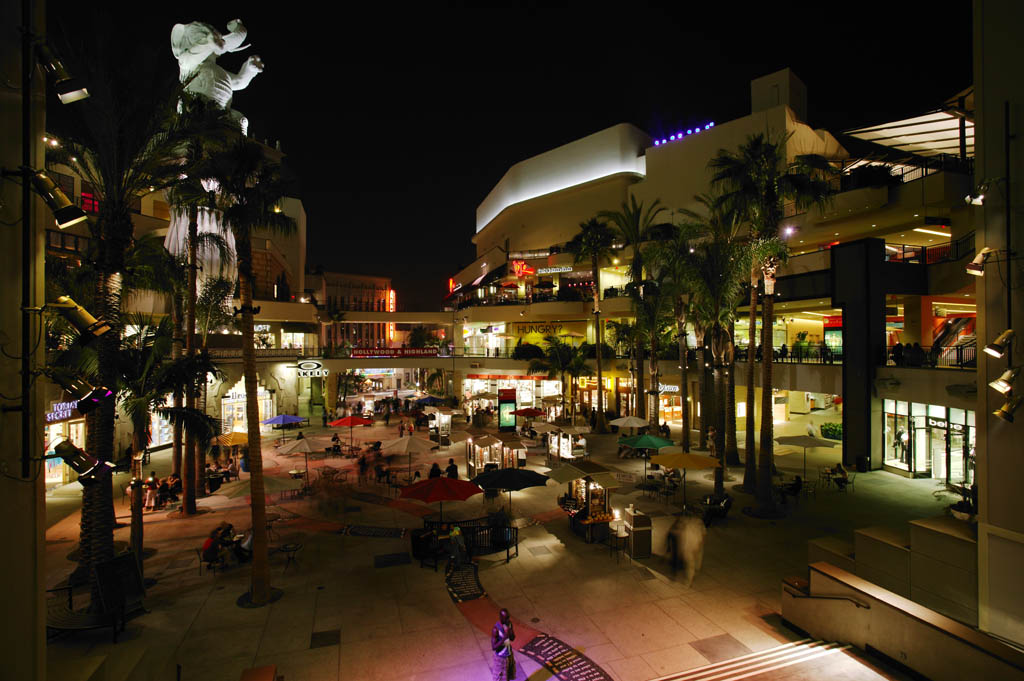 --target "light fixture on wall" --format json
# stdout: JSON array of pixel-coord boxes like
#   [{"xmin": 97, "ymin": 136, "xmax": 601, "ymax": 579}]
[
  {"xmin": 994, "ymin": 395, "xmax": 1023, "ymax": 423},
  {"xmin": 989, "ymin": 366, "xmax": 1020, "ymax": 394},
  {"xmin": 966, "ymin": 247, "xmax": 995, "ymax": 276},
  {"xmin": 49, "ymin": 295, "xmax": 111, "ymax": 343},
  {"xmin": 46, "ymin": 370, "xmax": 114, "ymax": 415},
  {"xmin": 28, "ymin": 170, "xmax": 88, "ymax": 228},
  {"xmin": 52, "ymin": 440, "xmax": 111, "ymax": 480},
  {"xmin": 984, "ymin": 329, "xmax": 1015, "ymax": 358},
  {"xmin": 34, "ymin": 43, "xmax": 90, "ymax": 104}
]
